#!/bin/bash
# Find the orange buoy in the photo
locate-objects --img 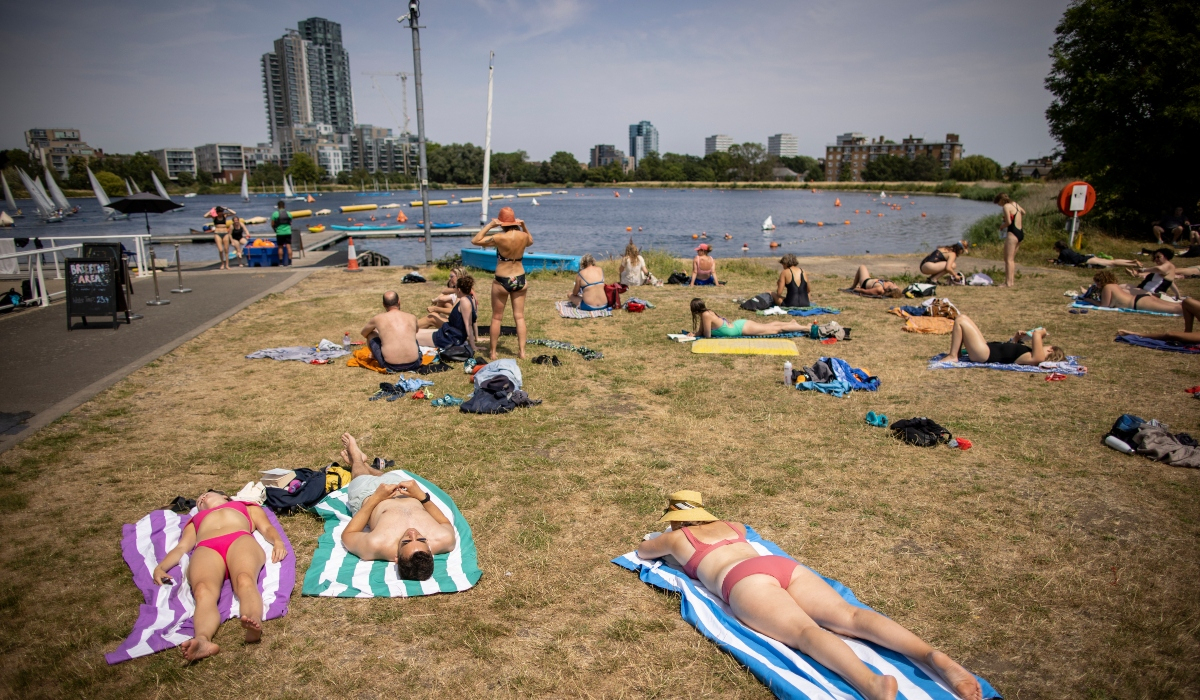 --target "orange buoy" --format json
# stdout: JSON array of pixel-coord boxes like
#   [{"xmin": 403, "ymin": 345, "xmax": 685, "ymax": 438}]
[
  {"xmin": 692, "ymin": 234, "xmax": 699, "ymax": 239},
  {"xmin": 626, "ymin": 226, "xmax": 632, "ymax": 231},
  {"xmin": 921, "ymin": 212, "xmax": 927, "ymax": 217},
  {"xmin": 798, "ymin": 219, "xmax": 805, "ymax": 224},
  {"xmin": 865, "ymin": 209, "xmax": 870, "ymax": 213},
  {"xmin": 769, "ymin": 241, "xmax": 779, "ymax": 248},
  {"xmin": 854, "ymin": 209, "xmax": 860, "ymax": 214},
  {"xmin": 834, "ymin": 198, "xmax": 841, "ymax": 207},
  {"xmin": 878, "ymin": 213, "xmax": 884, "ymax": 217},
  {"xmin": 844, "ymin": 220, "xmax": 850, "ymax": 225},
  {"xmin": 817, "ymin": 222, "xmax": 824, "ymax": 226}
]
